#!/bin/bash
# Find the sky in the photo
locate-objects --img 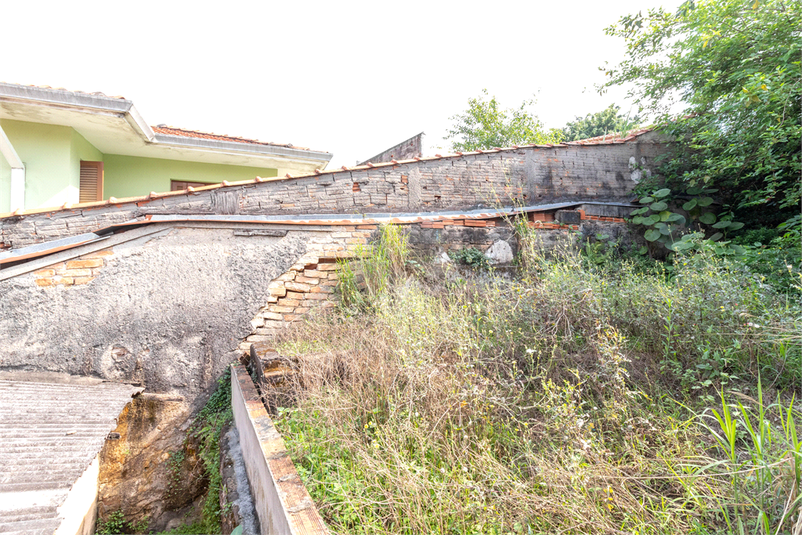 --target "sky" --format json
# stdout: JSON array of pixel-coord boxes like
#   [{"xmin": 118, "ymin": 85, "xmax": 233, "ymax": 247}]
[{"xmin": 3, "ymin": 0, "xmax": 682, "ymax": 169}]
